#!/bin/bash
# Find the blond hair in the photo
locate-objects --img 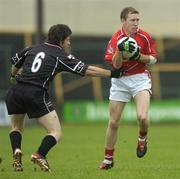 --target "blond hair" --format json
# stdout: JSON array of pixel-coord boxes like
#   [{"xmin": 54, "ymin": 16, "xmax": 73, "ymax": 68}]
[{"xmin": 120, "ymin": 7, "xmax": 139, "ymax": 20}]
